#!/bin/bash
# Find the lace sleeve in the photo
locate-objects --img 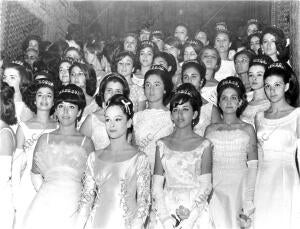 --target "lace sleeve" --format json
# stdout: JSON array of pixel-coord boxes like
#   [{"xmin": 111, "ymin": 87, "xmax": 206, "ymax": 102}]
[
  {"xmin": 77, "ymin": 153, "xmax": 97, "ymax": 227},
  {"xmin": 132, "ymin": 153, "xmax": 151, "ymax": 228}
]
